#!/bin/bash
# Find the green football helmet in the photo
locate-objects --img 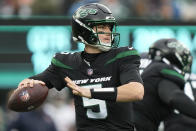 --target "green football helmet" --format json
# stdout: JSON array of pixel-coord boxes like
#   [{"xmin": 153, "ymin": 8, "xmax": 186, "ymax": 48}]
[
  {"xmin": 72, "ymin": 3, "xmax": 120, "ymax": 51},
  {"xmin": 149, "ymin": 38, "xmax": 192, "ymax": 74}
]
